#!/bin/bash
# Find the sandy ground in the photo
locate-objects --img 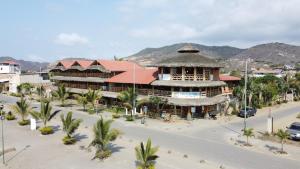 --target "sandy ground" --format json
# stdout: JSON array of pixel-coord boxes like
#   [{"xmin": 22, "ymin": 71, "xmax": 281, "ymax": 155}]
[{"xmin": 0, "ymin": 114, "xmax": 230, "ymax": 169}]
